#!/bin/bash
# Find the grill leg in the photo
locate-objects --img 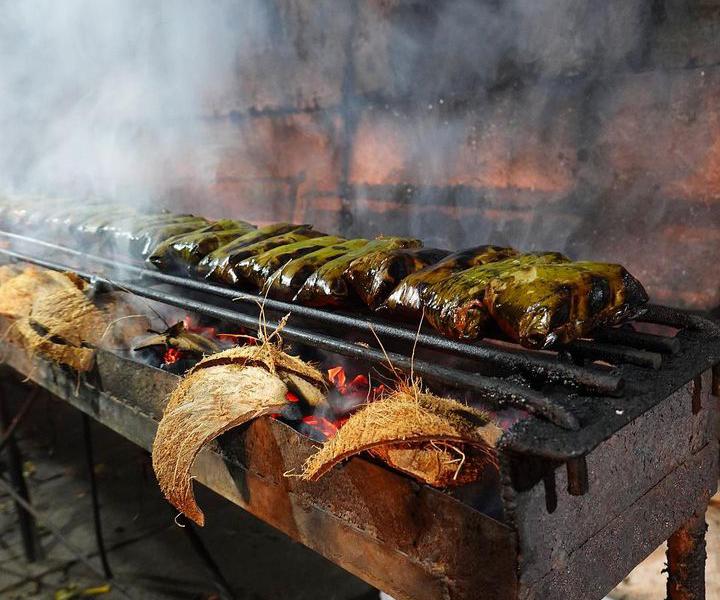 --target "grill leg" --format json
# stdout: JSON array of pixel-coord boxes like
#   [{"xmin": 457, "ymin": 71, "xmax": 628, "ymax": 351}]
[
  {"xmin": 82, "ymin": 413, "xmax": 113, "ymax": 580},
  {"xmin": 0, "ymin": 392, "xmax": 38, "ymax": 562},
  {"xmin": 666, "ymin": 510, "xmax": 708, "ymax": 600}
]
